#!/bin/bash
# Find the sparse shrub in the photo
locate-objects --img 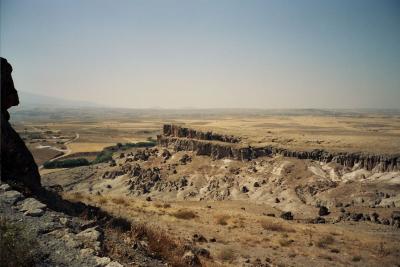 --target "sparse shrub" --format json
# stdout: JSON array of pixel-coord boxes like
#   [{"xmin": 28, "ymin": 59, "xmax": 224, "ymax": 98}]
[
  {"xmin": 352, "ymin": 255, "xmax": 362, "ymax": 262},
  {"xmin": 278, "ymin": 238, "xmax": 293, "ymax": 247},
  {"xmin": 130, "ymin": 223, "xmax": 187, "ymax": 266},
  {"xmin": 106, "ymin": 217, "xmax": 131, "ymax": 232},
  {"xmin": 154, "ymin": 202, "xmax": 171, "ymax": 209},
  {"xmin": 318, "ymin": 254, "xmax": 333, "ymax": 261},
  {"xmin": 330, "ymin": 248, "xmax": 340, "ymax": 253},
  {"xmin": 98, "ymin": 196, "xmax": 108, "ymax": 205},
  {"xmin": 172, "ymin": 209, "xmax": 197, "ymax": 220},
  {"xmin": 218, "ymin": 248, "xmax": 236, "ymax": 262},
  {"xmin": 43, "ymin": 158, "xmax": 90, "ymax": 168},
  {"xmin": 316, "ymin": 235, "xmax": 335, "ymax": 248},
  {"xmin": 215, "ymin": 214, "xmax": 230, "ymax": 226},
  {"xmin": 0, "ymin": 217, "xmax": 38, "ymax": 267},
  {"xmin": 260, "ymin": 220, "xmax": 295, "ymax": 232},
  {"xmin": 111, "ymin": 197, "xmax": 128, "ymax": 206},
  {"xmin": 153, "ymin": 202, "xmax": 162, "ymax": 208},
  {"xmin": 71, "ymin": 191, "xmax": 83, "ymax": 200}
]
